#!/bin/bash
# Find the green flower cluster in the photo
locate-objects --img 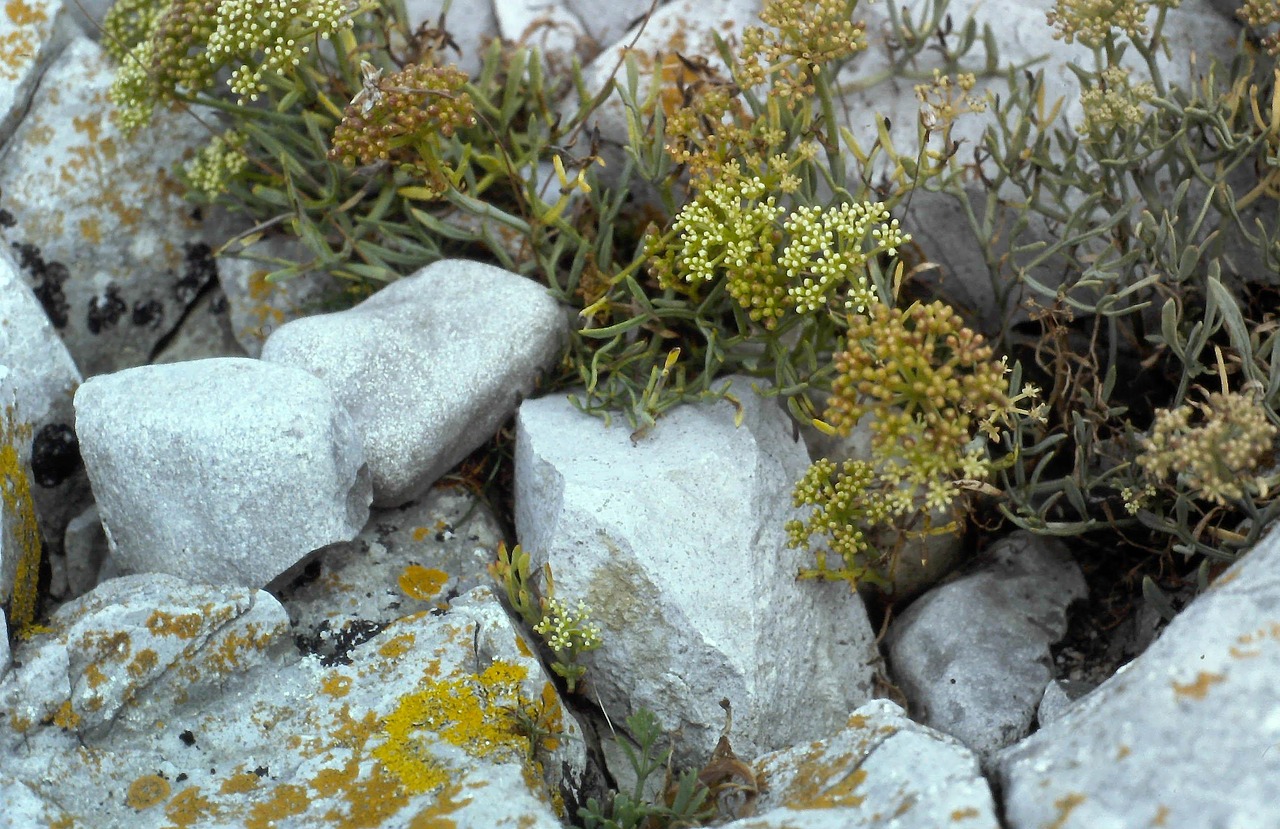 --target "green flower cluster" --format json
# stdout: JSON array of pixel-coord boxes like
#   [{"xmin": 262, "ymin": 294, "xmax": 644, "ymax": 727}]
[
  {"xmin": 1138, "ymin": 389, "xmax": 1278, "ymax": 506},
  {"xmin": 106, "ymin": 0, "xmax": 354, "ymax": 133},
  {"xmin": 328, "ymin": 62, "xmax": 475, "ymax": 198},
  {"xmin": 1046, "ymin": 0, "xmax": 1180, "ymax": 48},
  {"xmin": 739, "ymin": 0, "xmax": 867, "ymax": 100},
  {"xmin": 1078, "ymin": 66, "xmax": 1156, "ymax": 140},
  {"xmin": 1238, "ymin": 0, "xmax": 1280, "ymax": 55},
  {"xmin": 647, "ymin": 159, "xmax": 909, "ymax": 328},
  {"xmin": 787, "ymin": 300, "xmax": 1039, "ymax": 586},
  {"xmin": 182, "ymin": 129, "xmax": 248, "ymax": 199},
  {"xmin": 533, "ymin": 597, "xmax": 604, "ymax": 692}
]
